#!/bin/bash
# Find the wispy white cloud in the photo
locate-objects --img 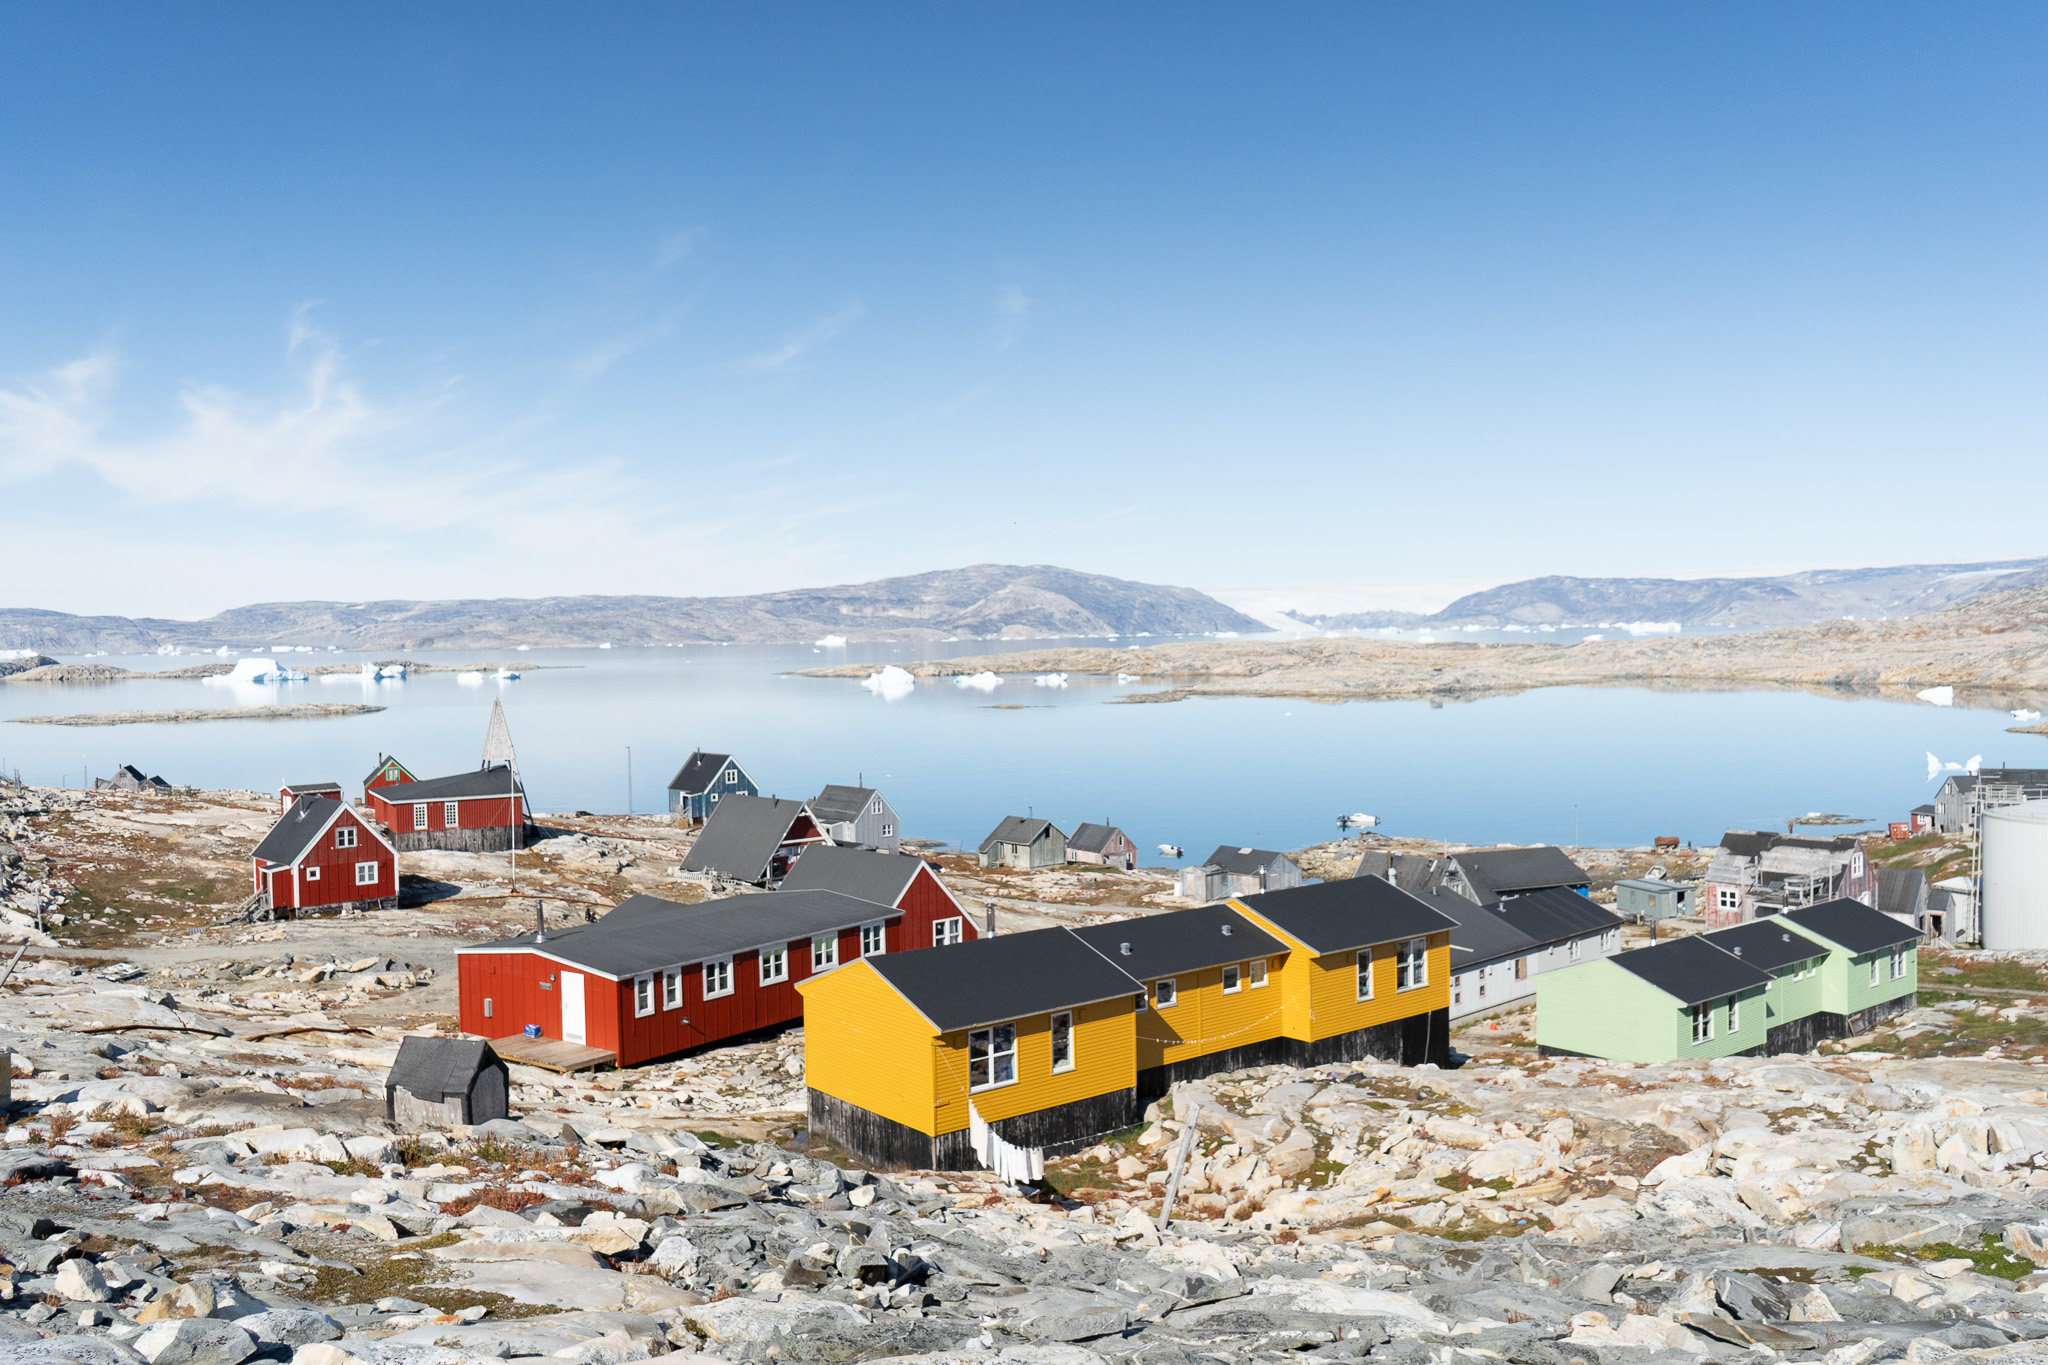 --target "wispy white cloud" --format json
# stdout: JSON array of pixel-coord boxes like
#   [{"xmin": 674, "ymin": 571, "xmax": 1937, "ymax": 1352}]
[
  {"xmin": 571, "ymin": 317, "xmax": 678, "ymax": 380},
  {"xmin": 740, "ymin": 302, "xmax": 863, "ymax": 372}
]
